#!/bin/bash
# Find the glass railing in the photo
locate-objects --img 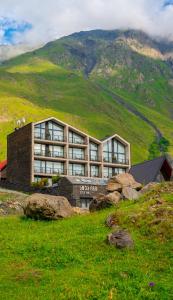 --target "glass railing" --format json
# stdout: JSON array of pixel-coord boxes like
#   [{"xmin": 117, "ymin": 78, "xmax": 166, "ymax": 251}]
[
  {"xmin": 103, "ymin": 156, "xmax": 128, "ymax": 164},
  {"xmin": 34, "ymin": 167, "xmax": 64, "ymax": 175},
  {"xmin": 91, "ymin": 172, "xmax": 99, "ymax": 177},
  {"xmin": 69, "ymin": 153, "xmax": 85, "ymax": 160},
  {"xmin": 34, "ymin": 132, "xmax": 65, "ymax": 142},
  {"xmin": 34, "ymin": 151, "xmax": 65, "ymax": 158},
  {"xmin": 69, "ymin": 137, "xmax": 85, "ymax": 145}
]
